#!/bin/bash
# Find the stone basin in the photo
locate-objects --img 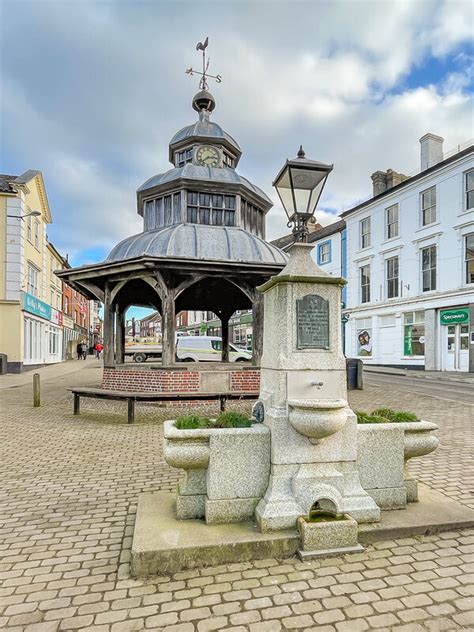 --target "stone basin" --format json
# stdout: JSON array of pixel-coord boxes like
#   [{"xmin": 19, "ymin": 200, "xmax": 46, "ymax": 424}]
[{"xmin": 288, "ymin": 398, "xmax": 348, "ymax": 444}]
